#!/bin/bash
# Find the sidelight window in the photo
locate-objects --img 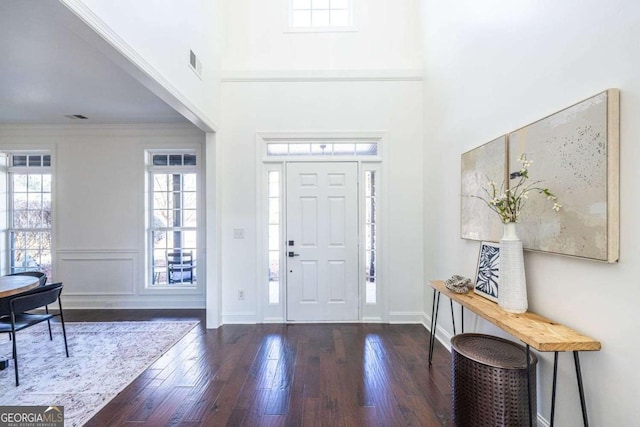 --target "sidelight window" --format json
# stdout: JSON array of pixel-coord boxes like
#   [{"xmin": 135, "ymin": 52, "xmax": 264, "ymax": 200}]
[
  {"xmin": 268, "ymin": 171, "xmax": 281, "ymax": 304},
  {"xmin": 364, "ymin": 170, "xmax": 377, "ymax": 304}
]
